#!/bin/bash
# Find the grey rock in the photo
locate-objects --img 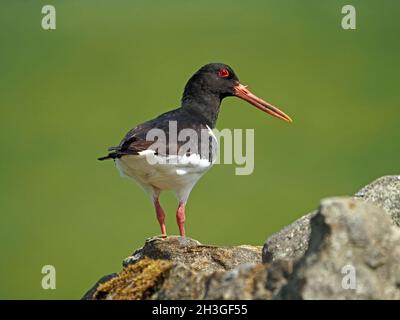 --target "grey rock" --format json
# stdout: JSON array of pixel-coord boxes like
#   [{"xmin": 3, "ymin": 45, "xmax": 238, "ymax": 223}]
[
  {"xmin": 262, "ymin": 212, "xmax": 316, "ymax": 263},
  {"xmin": 123, "ymin": 235, "xmax": 262, "ymax": 274},
  {"xmin": 278, "ymin": 198, "xmax": 400, "ymax": 300},
  {"xmin": 355, "ymin": 175, "xmax": 400, "ymax": 226},
  {"xmin": 152, "ymin": 262, "xmax": 206, "ymax": 299},
  {"xmin": 263, "ymin": 175, "xmax": 400, "ymax": 264},
  {"xmin": 155, "ymin": 259, "xmax": 292, "ymax": 300},
  {"xmin": 87, "ymin": 236, "xmax": 263, "ymax": 300},
  {"xmin": 203, "ymin": 260, "xmax": 293, "ymax": 300},
  {"xmin": 84, "ymin": 176, "xmax": 400, "ymax": 300}
]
